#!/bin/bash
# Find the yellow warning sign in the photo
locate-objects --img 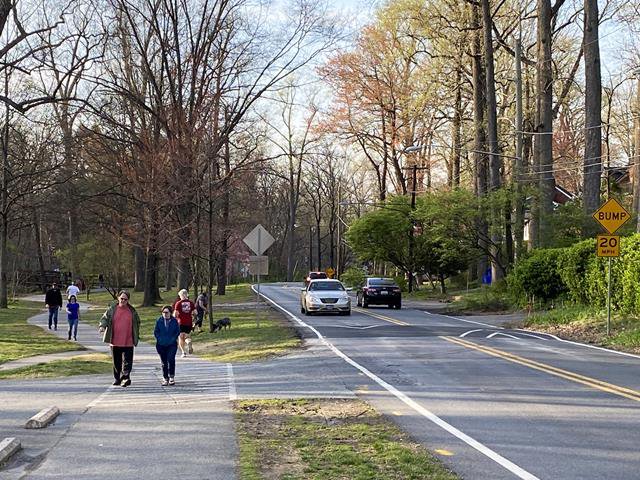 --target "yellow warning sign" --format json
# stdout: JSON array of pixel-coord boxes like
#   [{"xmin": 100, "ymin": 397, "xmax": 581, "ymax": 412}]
[
  {"xmin": 597, "ymin": 235, "xmax": 620, "ymax": 257},
  {"xmin": 325, "ymin": 267, "xmax": 335, "ymax": 278},
  {"xmin": 592, "ymin": 198, "xmax": 631, "ymax": 234}
]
